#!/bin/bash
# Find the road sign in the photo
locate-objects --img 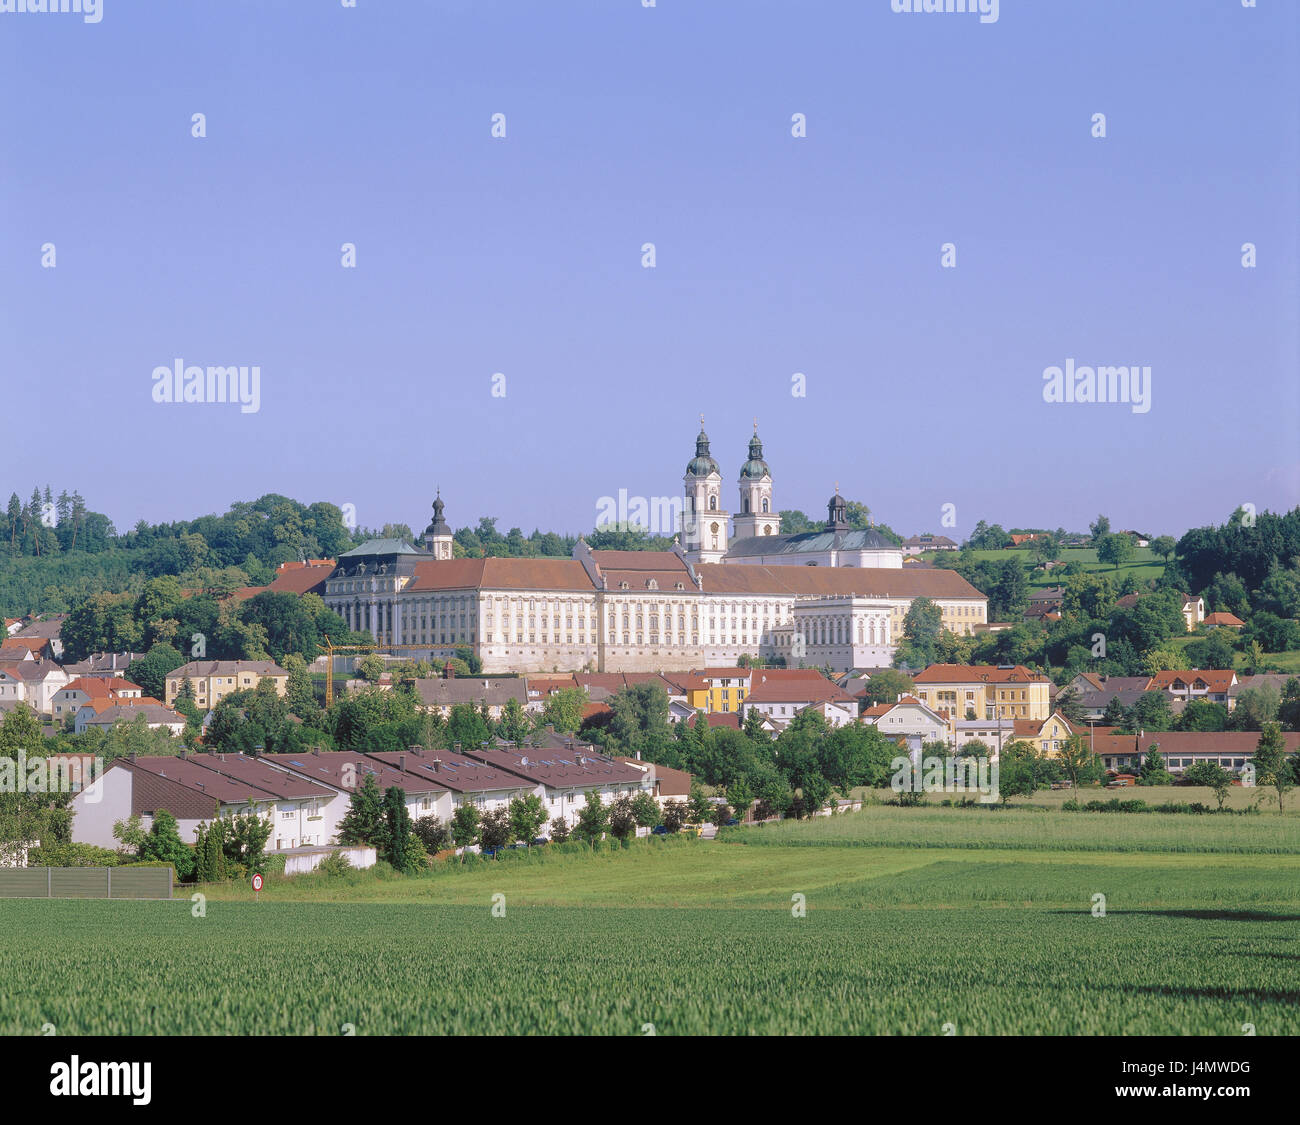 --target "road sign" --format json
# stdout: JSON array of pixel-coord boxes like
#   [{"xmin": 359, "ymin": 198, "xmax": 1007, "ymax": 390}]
[{"xmin": 251, "ymin": 873, "xmax": 263, "ymax": 892}]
